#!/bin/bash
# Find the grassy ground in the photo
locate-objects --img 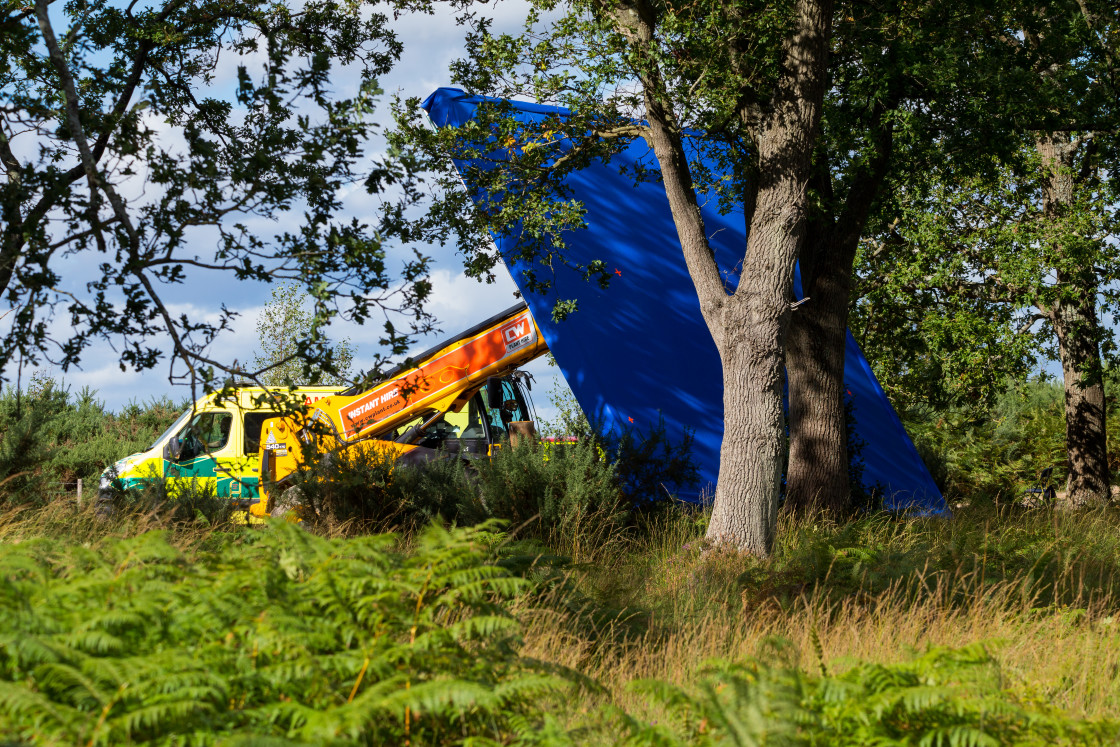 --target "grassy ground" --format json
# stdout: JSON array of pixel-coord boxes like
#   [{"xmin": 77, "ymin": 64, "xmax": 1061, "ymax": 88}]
[
  {"xmin": 4, "ymin": 499, "xmax": 1120, "ymax": 743},
  {"xmin": 522, "ymin": 503, "xmax": 1120, "ymax": 730}
]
